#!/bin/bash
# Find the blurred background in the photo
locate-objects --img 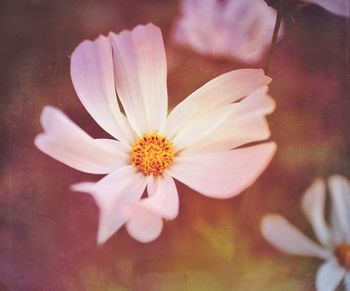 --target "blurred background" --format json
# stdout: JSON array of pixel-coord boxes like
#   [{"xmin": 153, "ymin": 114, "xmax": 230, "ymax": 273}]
[{"xmin": 1, "ymin": 0, "xmax": 350, "ymax": 290}]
